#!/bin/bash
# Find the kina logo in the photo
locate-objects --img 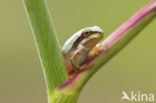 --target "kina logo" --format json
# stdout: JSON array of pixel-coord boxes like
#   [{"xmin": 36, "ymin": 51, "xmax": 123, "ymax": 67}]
[{"xmin": 121, "ymin": 90, "xmax": 154, "ymax": 102}]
